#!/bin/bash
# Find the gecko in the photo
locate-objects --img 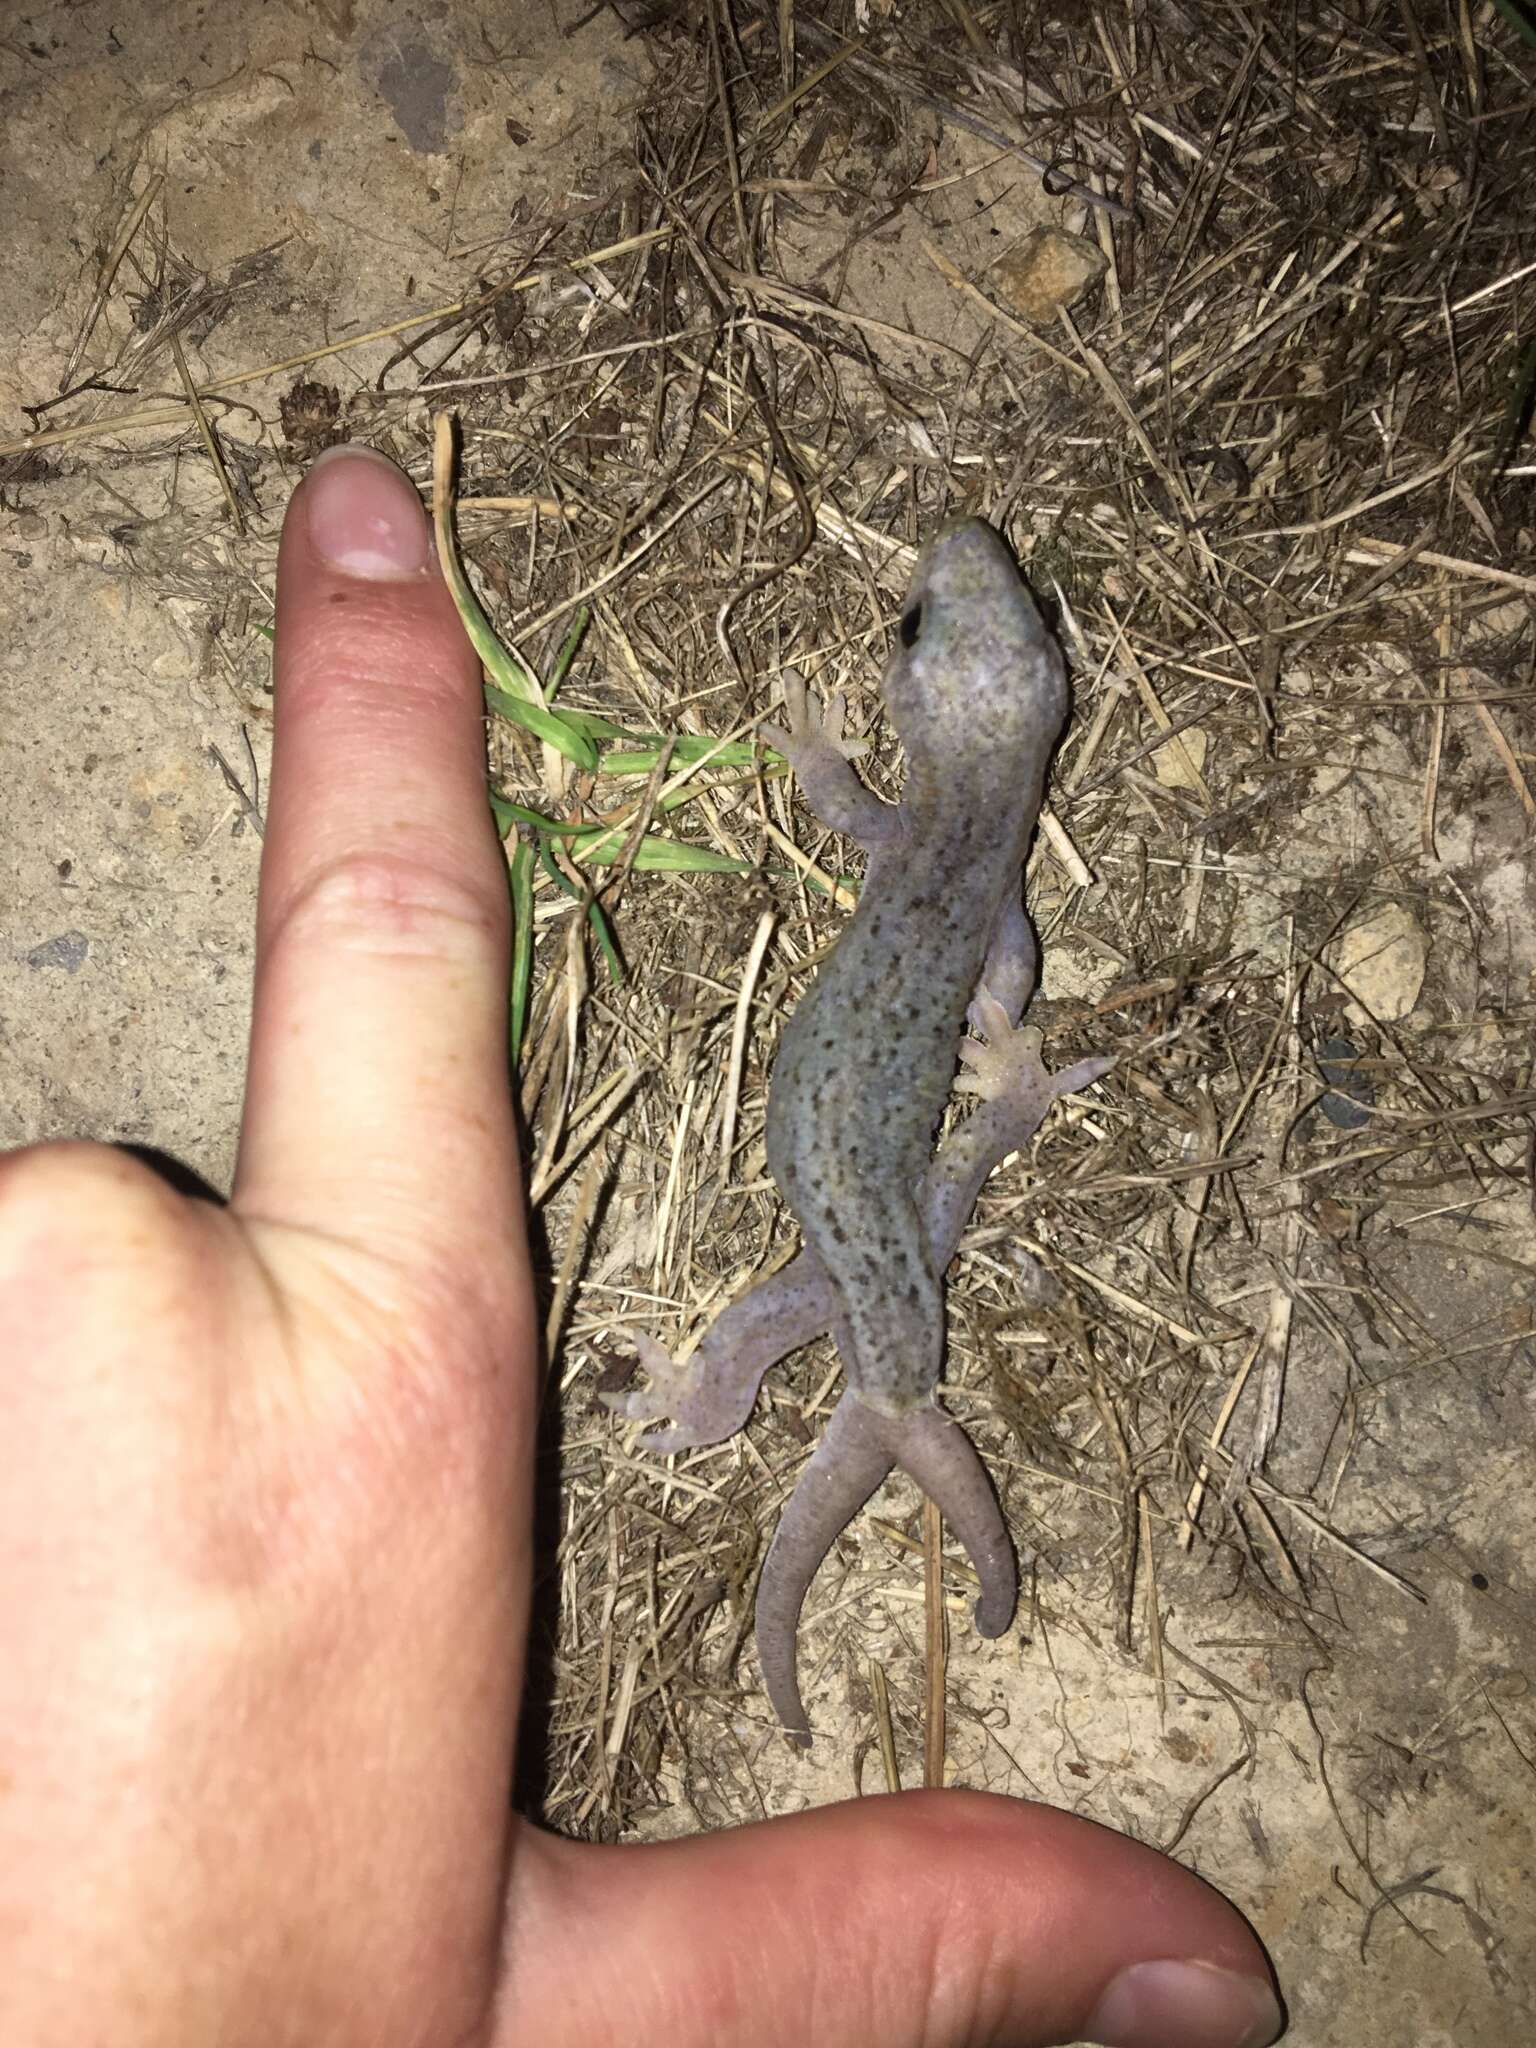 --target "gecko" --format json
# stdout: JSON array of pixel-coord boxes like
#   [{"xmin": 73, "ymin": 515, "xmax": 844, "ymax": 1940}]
[{"xmin": 604, "ymin": 518, "xmax": 1109, "ymax": 1742}]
